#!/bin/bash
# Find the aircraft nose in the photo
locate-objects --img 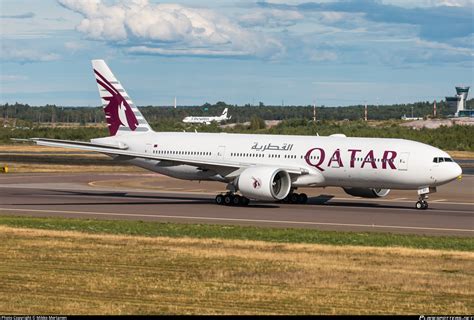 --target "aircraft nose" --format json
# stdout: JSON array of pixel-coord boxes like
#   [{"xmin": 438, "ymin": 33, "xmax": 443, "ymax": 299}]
[{"xmin": 453, "ymin": 163, "xmax": 463, "ymax": 180}]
